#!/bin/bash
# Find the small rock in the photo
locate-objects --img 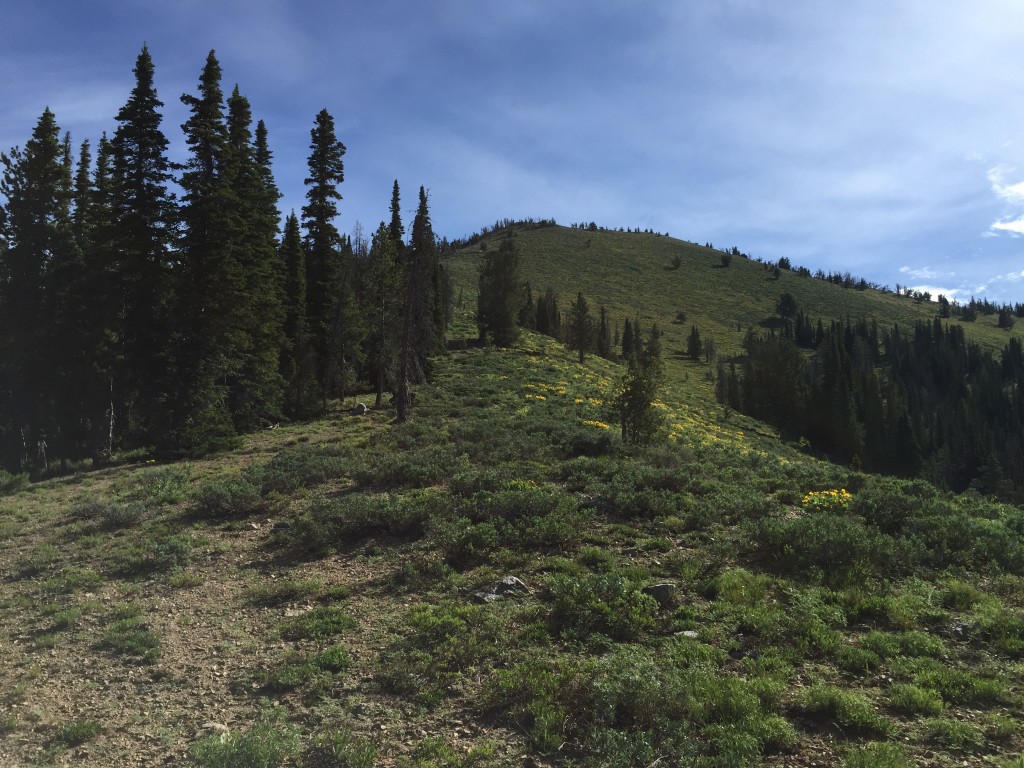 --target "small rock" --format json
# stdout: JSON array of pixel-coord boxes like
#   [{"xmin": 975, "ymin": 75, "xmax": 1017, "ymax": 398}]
[
  {"xmin": 474, "ymin": 575, "xmax": 530, "ymax": 603},
  {"xmin": 678, "ymin": 630, "xmax": 700, "ymax": 639}
]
